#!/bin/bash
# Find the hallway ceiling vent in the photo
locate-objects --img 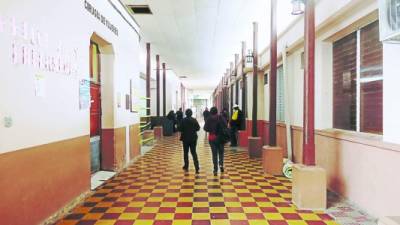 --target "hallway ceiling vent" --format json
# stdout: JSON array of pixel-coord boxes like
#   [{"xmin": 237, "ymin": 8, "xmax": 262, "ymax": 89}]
[
  {"xmin": 179, "ymin": 76, "xmax": 188, "ymax": 79},
  {"xmin": 129, "ymin": 5, "xmax": 152, "ymax": 14}
]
